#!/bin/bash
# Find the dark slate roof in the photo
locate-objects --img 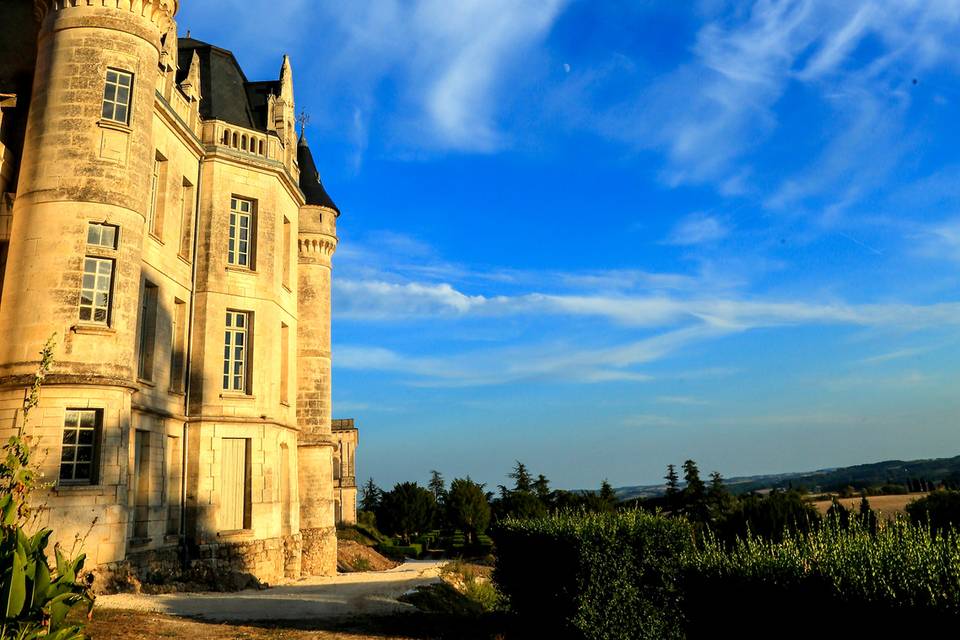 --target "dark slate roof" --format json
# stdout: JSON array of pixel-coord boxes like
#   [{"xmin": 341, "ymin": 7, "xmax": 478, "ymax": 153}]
[
  {"xmin": 177, "ymin": 37, "xmax": 263, "ymax": 130},
  {"xmin": 297, "ymin": 135, "xmax": 340, "ymax": 214}
]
